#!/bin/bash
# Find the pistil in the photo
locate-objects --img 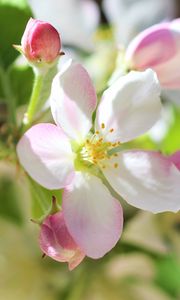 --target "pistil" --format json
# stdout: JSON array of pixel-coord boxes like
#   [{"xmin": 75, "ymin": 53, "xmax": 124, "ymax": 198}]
[{"xmin": 79, "ymin": 128, "xmax": 120, "ymax": 170}]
